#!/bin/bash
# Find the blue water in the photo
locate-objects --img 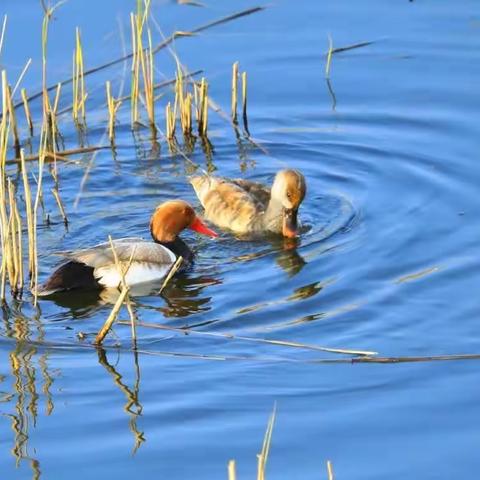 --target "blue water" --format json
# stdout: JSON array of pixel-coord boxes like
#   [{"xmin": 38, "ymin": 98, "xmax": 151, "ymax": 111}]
[{"xmin": 1, "ymin": 0, "xmax": 480, "ymax": 478}]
